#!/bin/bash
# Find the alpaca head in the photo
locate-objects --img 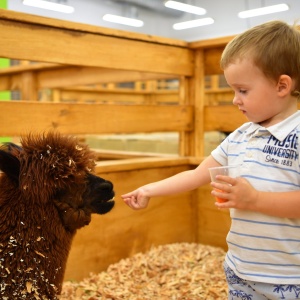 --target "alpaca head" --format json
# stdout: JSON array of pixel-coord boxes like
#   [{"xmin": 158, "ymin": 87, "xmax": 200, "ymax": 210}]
[
  {"xmin": 0, "ymin": 132, "xmax": 115, "ymax": 231},
  {"xmin": 0, "ymin": 132, "xmax": 115, "ymax": 298}
]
